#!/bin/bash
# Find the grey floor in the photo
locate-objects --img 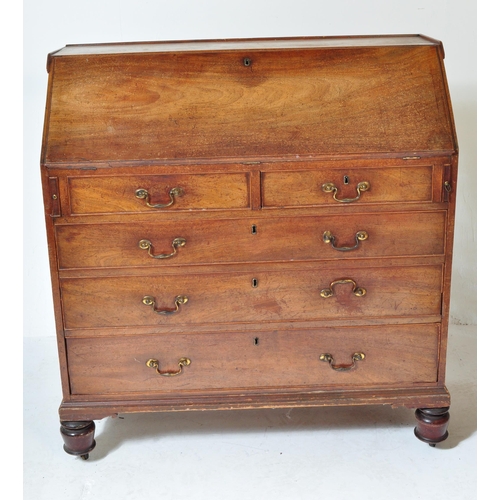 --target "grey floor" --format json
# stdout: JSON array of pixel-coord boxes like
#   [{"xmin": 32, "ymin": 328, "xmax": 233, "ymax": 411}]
[{"xmin": 23, "ymin": 325, "xmax": 476, "ymax": 500}]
